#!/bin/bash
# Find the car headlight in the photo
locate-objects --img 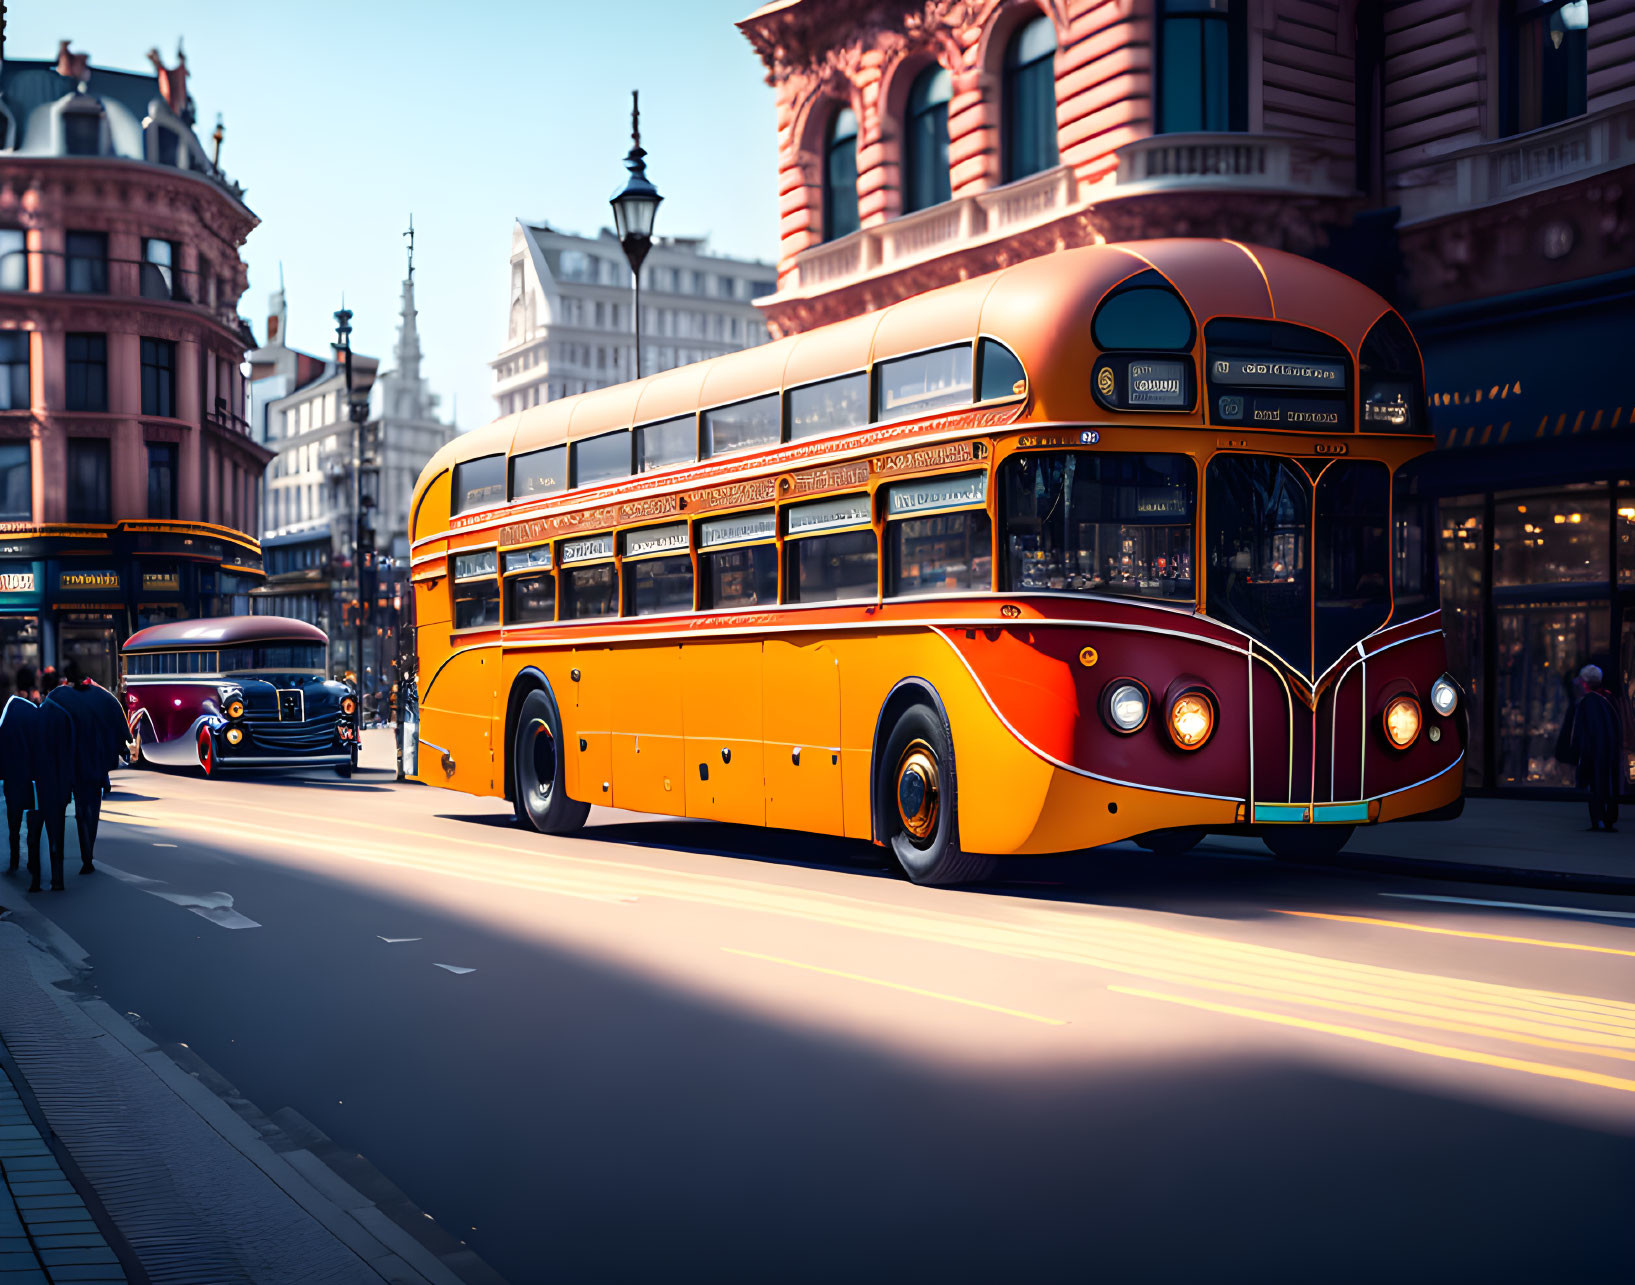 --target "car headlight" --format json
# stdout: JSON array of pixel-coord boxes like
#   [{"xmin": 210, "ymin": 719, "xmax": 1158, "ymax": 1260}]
[
  {"xmin": 341, "ymin": 696, "xmax": 357, "ymax": 716},
  {"xmin": 1383, "ymin": 694, "xmax": 1422, "ymax": 749},
  {"xmin": 1430, "ymin": 675, "xmax": 1458, "ymax": 717},
  {"xmin": 1103, "ymin": 681, "xmax": 1149, "ymax": 733},
  {"xmin": 225, "ymin": 727, "xmax": 243, "ymax": 746},
  {"xmin": 224, "ymin": 697, "xmax": 245, "ymax": 720},
  {"xmin": 1167, "ymin": 689, "xmax": 1216, "ymax": 751}
]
